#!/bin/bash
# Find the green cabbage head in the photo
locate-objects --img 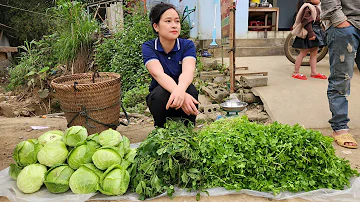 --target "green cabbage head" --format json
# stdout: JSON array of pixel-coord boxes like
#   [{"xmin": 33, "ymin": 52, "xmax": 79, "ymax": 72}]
[
  {"xmin": 98, "ymin": 129, "xmax": 122, "ymax": 147},
  {"xmin": 120, "ymin": 148, "xmax": 137, "ymax": 169},
  {"xmin": 38, "ymin": 130, "xmax": 63, "ymax": 145},
  {"xmin": 44, "ymin": 164, "xmax": 74, "ymax": 193},
  {"xmin": 118, "ymin": 136, "xmax": 131, "ymax": 157},
  {"xmin": 63, "ymin": 126, "xmax": 88, "ymax": 147},
  {"xmin": 67, "ymin": 141, "xmax": 100, "ymax": 169},
  {"xmin": 99, "ymin": 164, "xmax": 130, "ymax": 195},
  {"xmin": 92, "ymin": 147, "xmax": 122, "ymax": 170},
  {"xmin": 16, "ymin": 164, "xmax": 47, "ymax": 194},
  {"xmin": 69, "ymin": 163, "xmax": 102, "ymax": 194},
  {"xmin": 37, "ymin": 141, "xmax": 68, "ymax": 167},
  {"xmin": 9, "ymin": 164, "xmax": 22, "ymax": 180},
  {"xmin": 13, "ymin": 139, "xmax": 42, "ymax": 167}
]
